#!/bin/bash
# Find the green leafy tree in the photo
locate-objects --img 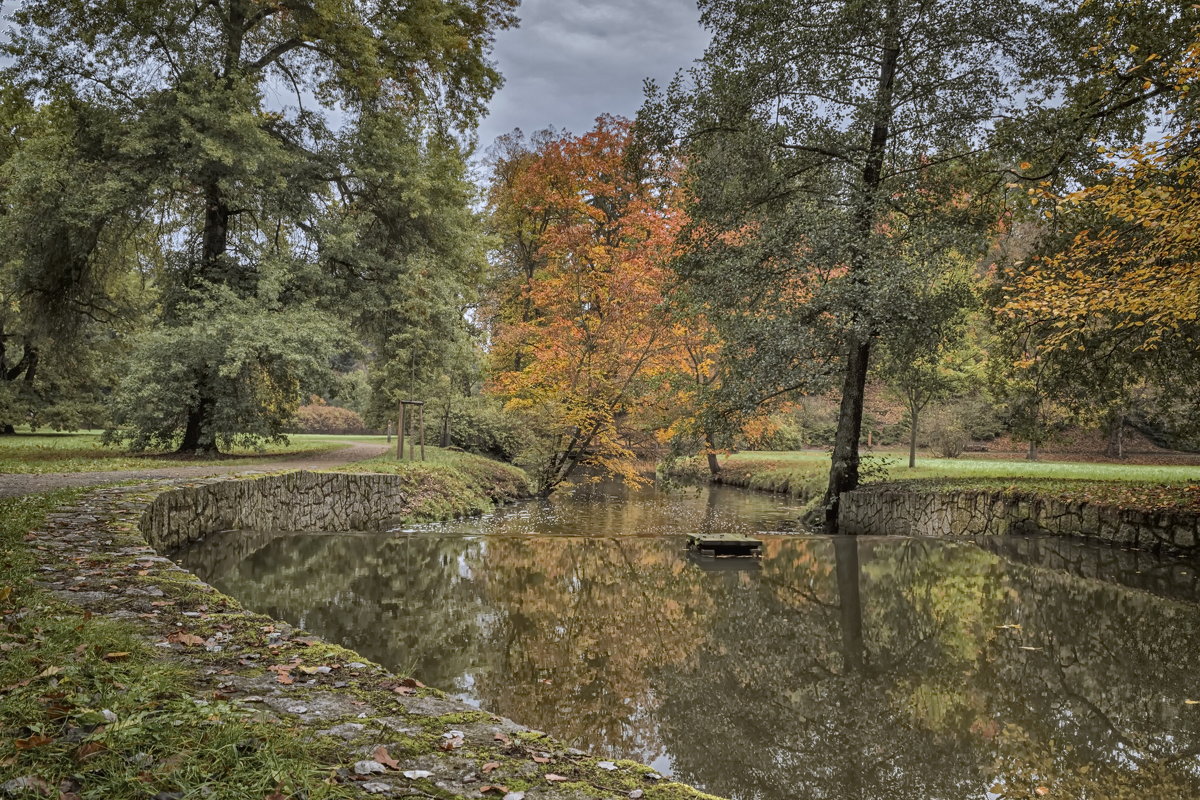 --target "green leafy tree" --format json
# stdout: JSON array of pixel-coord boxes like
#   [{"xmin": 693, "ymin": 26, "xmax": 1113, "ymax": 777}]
[
  {"xmin": 641, "ymin": 0, "xmax": 1194, "ymax": 528},
  {"xmin": 0, "ymin": 92, "xmax": 149, "ymax": 433},
  {"xmin": 3, "ymin": 0, "xmax": 516, "ymax": 452},
  {"xmin": 875, "ymin": 252, "xmax": 980, "ymax": 467}
]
